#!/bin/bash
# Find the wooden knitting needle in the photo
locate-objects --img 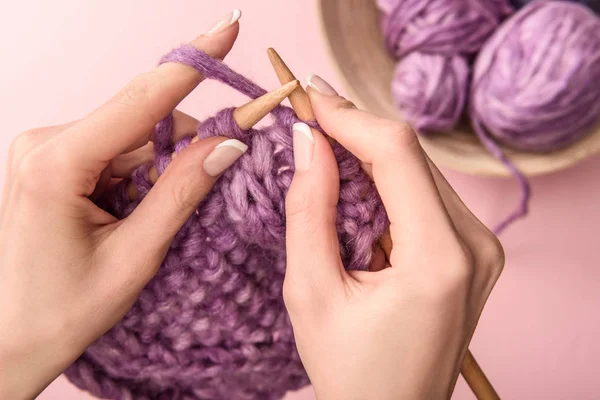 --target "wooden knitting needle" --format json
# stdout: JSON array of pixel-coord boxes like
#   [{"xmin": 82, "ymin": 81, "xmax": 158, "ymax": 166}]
[
  {"xmin": 266, "ymin": 48, "xmax": 500, "ymax": 400},
  {"xmin": 127, "ymin": 79, "xmax": 300, "ymax": 200},
  {"xmin": 267, "ymin": 48, "xmax": 315, "ymax": 121},
  {"xmin": 462, "ymin": 350, "xmax": 499, "ymax": 400}
]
